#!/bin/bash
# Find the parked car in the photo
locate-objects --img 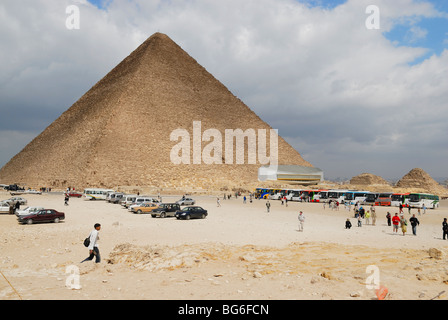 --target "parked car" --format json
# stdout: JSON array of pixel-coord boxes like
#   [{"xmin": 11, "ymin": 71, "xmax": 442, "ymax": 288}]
[
  {"xmin": 0, "ymin": 202, "xmax": 11, "ymax": 214},
  {"xmin": 175, "ymin": 206, "xmax": 208, "ymax": 220},
  {"xmin": 15, "ymin": 206, "xmax": 45, "ymax": 216},
  {"xmin": 107, "ymin": 192, "xmax": 124, "ymax": 203},
  {"xmin": 66, "ymin": 190, "xmax": 83, "ymax": 198},
  {"xmin": 120, "ymin": 195, "xmax": 138, "ymax": 208},
  {"xmin": 130, "ymin": 202, "xmax": 159, "ymax": 214},
  {"xmin": 8, "ymin": 197, "xmax": 27, "ymax": 205},
  {"xmin": 176, "ymin": 197, "xmax": 196, "ymax": 205},
  {"xmin": 17, "ymin": 209, "xmax": 65, "ymax": 225},
  {"xmin": 132, "ymin": 196, "xmax": 160, "ymax": 207},
  {"xmin": 151, "ymin": 203, "xmax": 181, "ymax": 218}
]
